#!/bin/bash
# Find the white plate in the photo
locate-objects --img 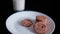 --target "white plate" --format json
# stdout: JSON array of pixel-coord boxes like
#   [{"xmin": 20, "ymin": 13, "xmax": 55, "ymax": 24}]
[{"xmin": 6, "ymin": 11, "xmax": 55, "ymax": 34}]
